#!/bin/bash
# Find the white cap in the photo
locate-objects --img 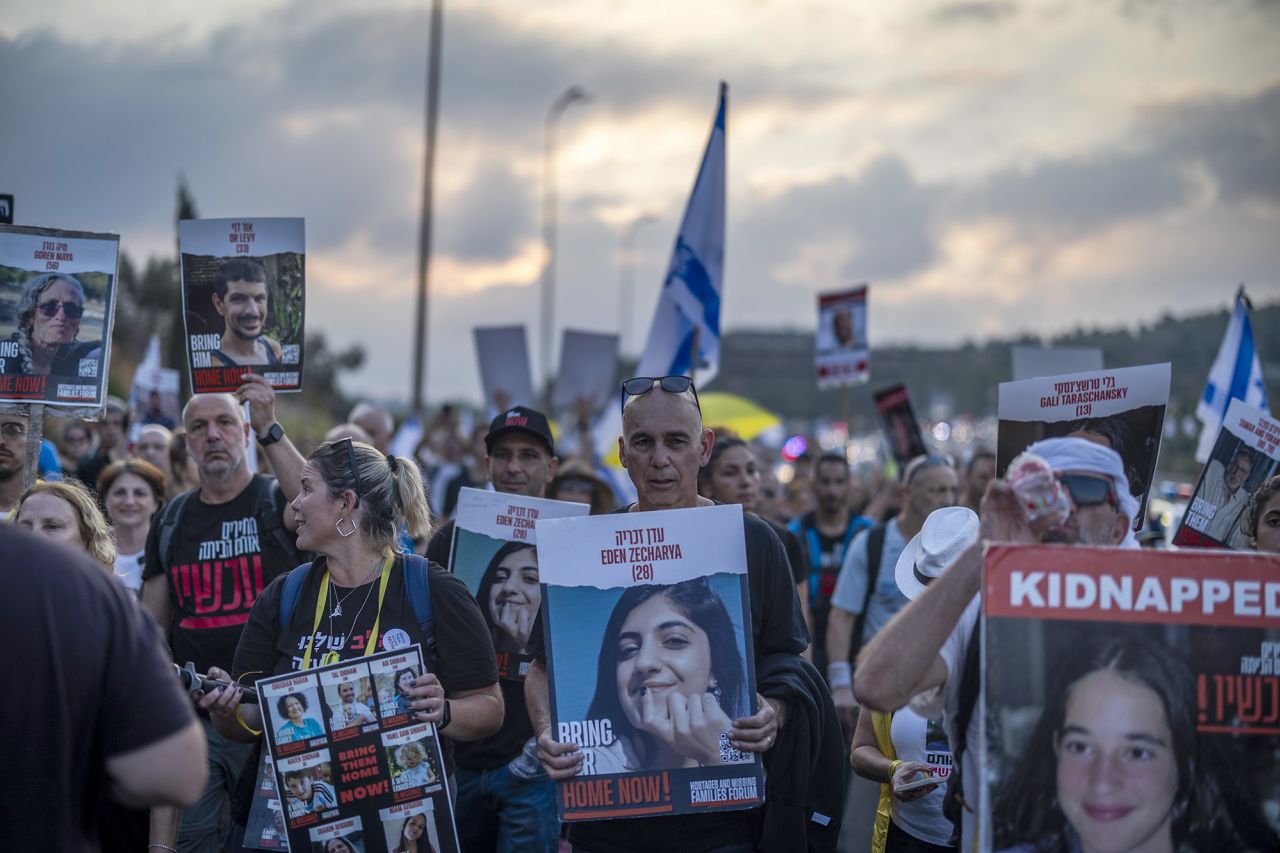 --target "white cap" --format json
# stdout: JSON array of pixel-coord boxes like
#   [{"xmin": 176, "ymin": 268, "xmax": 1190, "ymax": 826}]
[{"xmin": 895, "ymin": 506, "xmax": 980, "ymax": 601}]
